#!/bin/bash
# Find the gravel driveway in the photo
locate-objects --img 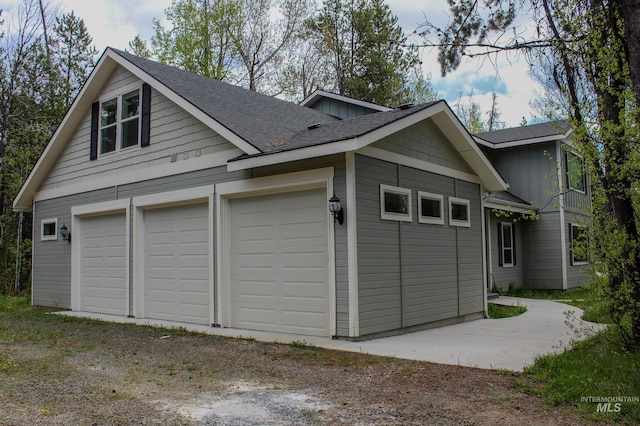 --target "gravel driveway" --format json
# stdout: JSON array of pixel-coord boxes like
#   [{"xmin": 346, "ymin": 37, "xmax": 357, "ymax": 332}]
[{"xmin": 0, "ymin": 307, "xmax": 603, "ymax": 425}]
